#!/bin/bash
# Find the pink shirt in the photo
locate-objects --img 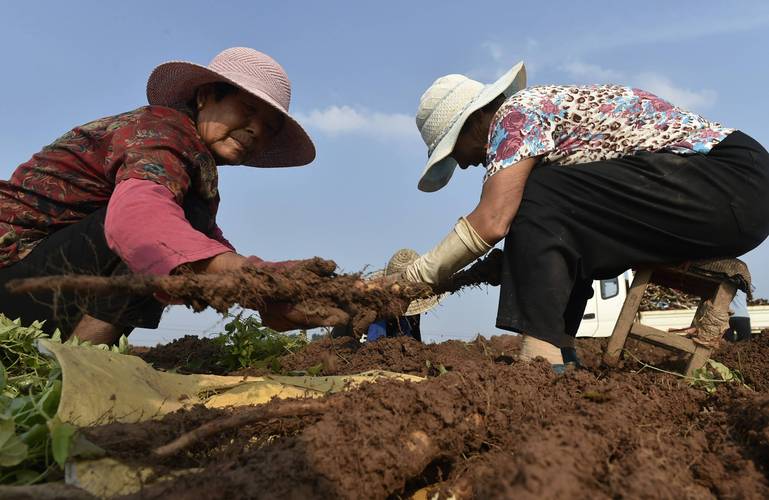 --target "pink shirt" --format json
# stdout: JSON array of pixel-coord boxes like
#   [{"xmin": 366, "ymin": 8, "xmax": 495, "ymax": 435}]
[{"xmin": 105, "ymin": 178, "xmax": 234, "ymax": 275}]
